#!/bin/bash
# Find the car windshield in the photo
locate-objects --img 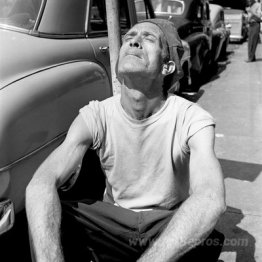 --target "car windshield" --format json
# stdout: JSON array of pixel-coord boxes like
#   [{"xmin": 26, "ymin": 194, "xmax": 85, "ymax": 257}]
[
  {"xmin": 151, "ymin": 0, "xmax": 185, "ymax": 15},
  {"xmin": 0, "ymin": 0, "xmax": 42, "ymax": 30}
]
